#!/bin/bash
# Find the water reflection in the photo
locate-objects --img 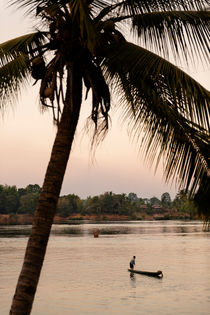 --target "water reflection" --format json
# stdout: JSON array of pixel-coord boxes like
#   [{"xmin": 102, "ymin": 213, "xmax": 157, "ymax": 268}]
[
  {"xmin": 46, "ymin": 220, "xmax": 206, "ymax": 237},
  {"xmin": 0, "ymin": 225, "xmax": 31, "ymax": 238},
  {"xmin": 0, "ymin": 220, "xmax": 206, "ymax": 238},
  {"xmin": 129, "ymin": 272, "xmax": 135, "ymax": 280}
]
